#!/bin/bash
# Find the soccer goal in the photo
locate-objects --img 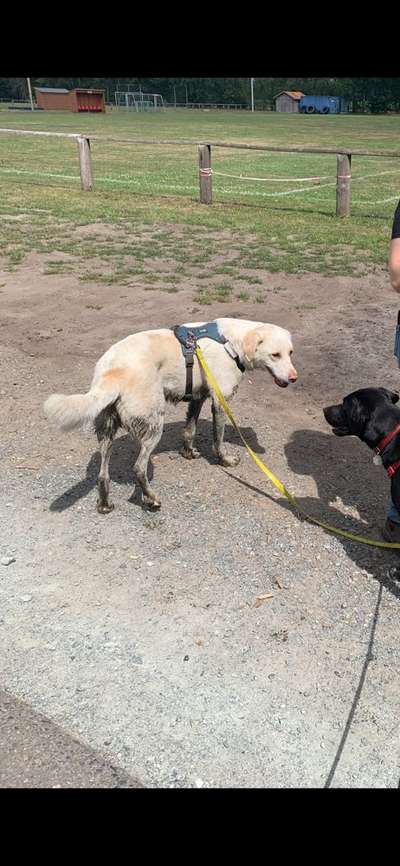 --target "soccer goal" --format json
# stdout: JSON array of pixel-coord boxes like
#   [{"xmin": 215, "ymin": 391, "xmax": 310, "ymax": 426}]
[{"xmin": 114, "ymin": 91, "xmax": 164, "ymax": 111}]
